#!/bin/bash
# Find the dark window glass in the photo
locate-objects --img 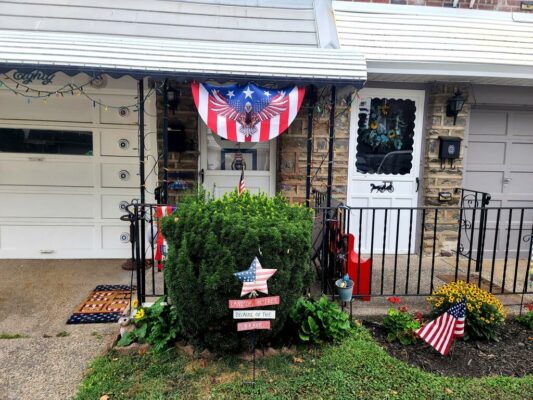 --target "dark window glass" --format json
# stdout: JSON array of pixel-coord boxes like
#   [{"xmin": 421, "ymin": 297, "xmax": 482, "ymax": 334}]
[
  {"xmin": 356, "ymin": 98, "xmax": 416, "ymax": 175},
  {"xmin": 0, "ymin": 128, "xmax": 93, "ymax": 156}
]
